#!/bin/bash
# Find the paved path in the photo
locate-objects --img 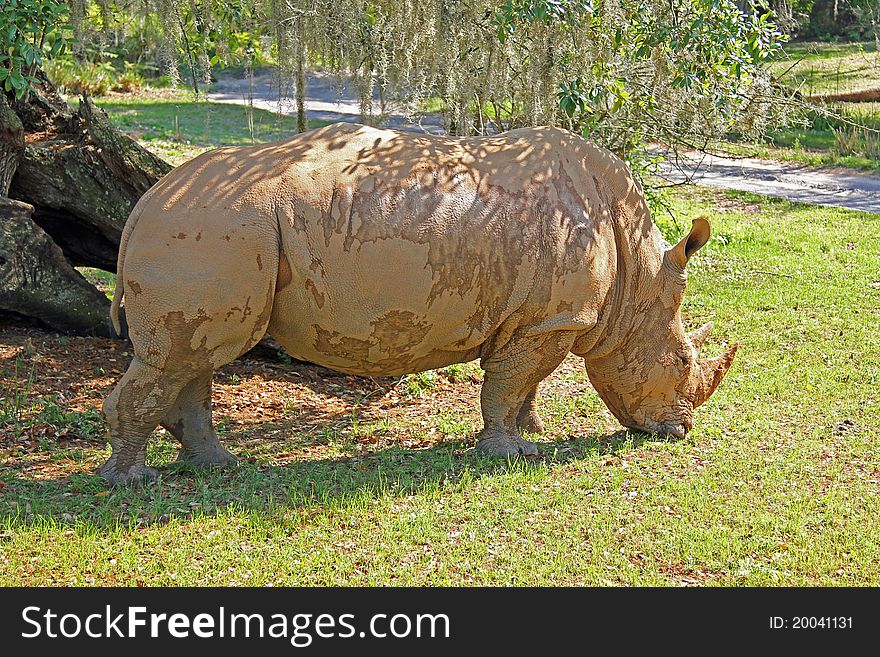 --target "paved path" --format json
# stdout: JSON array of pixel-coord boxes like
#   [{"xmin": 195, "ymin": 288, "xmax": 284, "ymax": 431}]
[
  {"xmin": 656, "ymin": 151, "xmax": 880, "ymax": 214},
  {"xmin": 209, "ymin": 69, "xmax": 444, "ymax": 134},
  {"xmin": 209, "ymin": 70, "xmax": 880, "ymax": 214}
]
